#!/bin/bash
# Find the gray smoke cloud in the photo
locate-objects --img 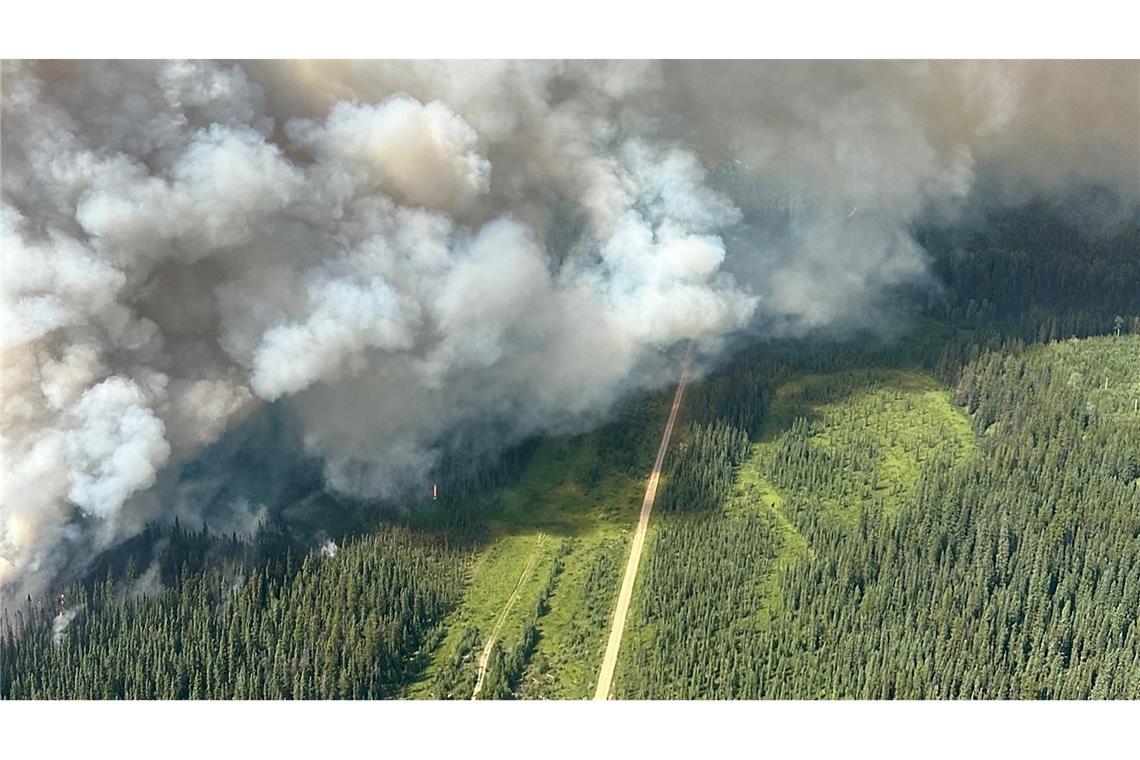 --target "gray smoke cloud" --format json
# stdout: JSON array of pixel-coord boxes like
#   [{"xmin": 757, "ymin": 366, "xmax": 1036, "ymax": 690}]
[{"xmin": 2, "ymin": 60, "xmax": 1137, "ymax": 598}]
